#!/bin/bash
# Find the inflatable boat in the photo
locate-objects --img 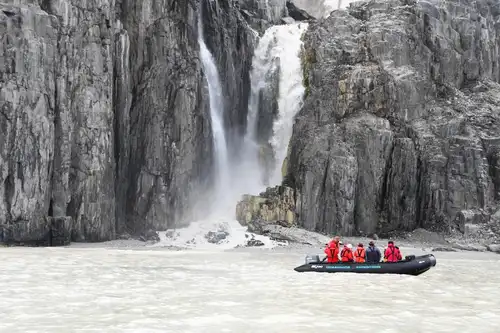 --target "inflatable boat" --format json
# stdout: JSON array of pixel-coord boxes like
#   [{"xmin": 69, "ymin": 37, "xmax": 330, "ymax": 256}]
[{"xmin": 294, "ymin": 254, "xmax": 436, "ymax": 276}]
